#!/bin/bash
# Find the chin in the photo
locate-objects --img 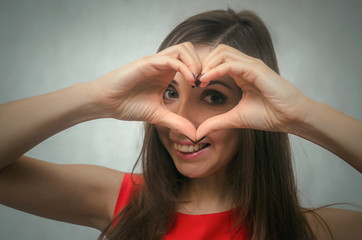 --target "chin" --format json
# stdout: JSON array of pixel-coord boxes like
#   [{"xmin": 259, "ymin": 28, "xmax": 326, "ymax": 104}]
[{"xmin": 173, "ymin": 162, "xmax": 214, "ymax": 179}]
